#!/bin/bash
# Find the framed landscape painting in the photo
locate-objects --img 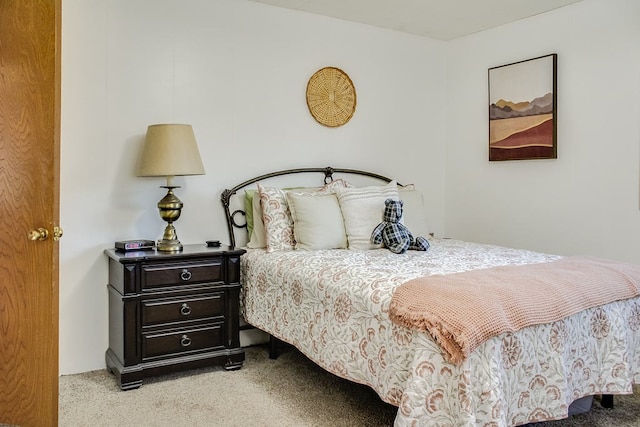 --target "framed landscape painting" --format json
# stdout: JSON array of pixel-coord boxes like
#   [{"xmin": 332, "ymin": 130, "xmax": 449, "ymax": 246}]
[{"xmin": 488, "ymin": 54, "xmax": 557, "ymax": 161}]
